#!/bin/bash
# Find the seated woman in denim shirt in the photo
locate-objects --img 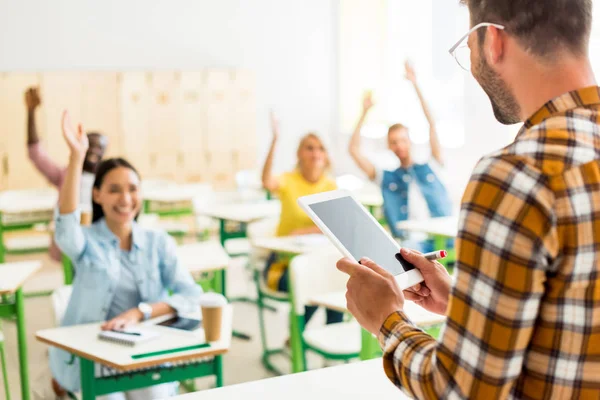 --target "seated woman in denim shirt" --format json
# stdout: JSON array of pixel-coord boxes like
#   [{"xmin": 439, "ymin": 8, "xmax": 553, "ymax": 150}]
[{"xmin": 49, "ymin": 111, "xmax": 203, "ymax": 400}]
